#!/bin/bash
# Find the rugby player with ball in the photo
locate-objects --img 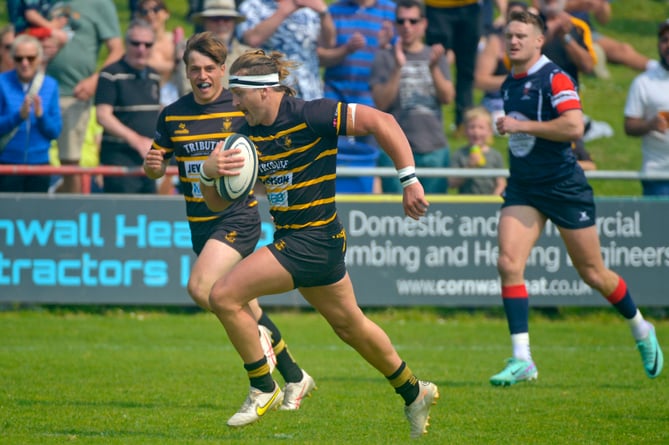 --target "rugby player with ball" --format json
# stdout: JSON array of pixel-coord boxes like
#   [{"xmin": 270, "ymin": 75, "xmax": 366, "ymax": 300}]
[
  {"xmin": 200, "ymin": 48, "xmax": 437, "ymax": 439},
  {"xmin": 143, "ymin": 32, "xmax": 315, "ymax": 419}
]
